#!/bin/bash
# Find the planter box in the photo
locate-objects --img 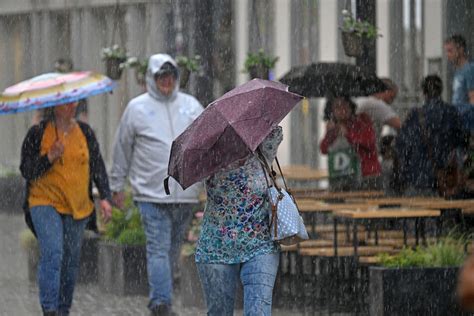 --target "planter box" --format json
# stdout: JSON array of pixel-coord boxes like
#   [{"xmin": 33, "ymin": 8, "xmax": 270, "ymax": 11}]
[
  {"xmin": 0, "ymin": 176, "xmax": 24, "ymax": 212},
  {"xmin": 25, "ymin": 233, "xmax": 99, "ymax": 284},
  {"xmin": 179, "ymin": 254, "xmax": 243, "ymax": 310},
  {"xmin": 97, "ymin": 241, "xmax": 148, "ymax": 296},
  {"xmin": 179, "ymin": 254, "xmax": 206, "ymax": 309},
  {"xmin": 369, "ymin": 266, "xmax": 463, "ymax": 315}
]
